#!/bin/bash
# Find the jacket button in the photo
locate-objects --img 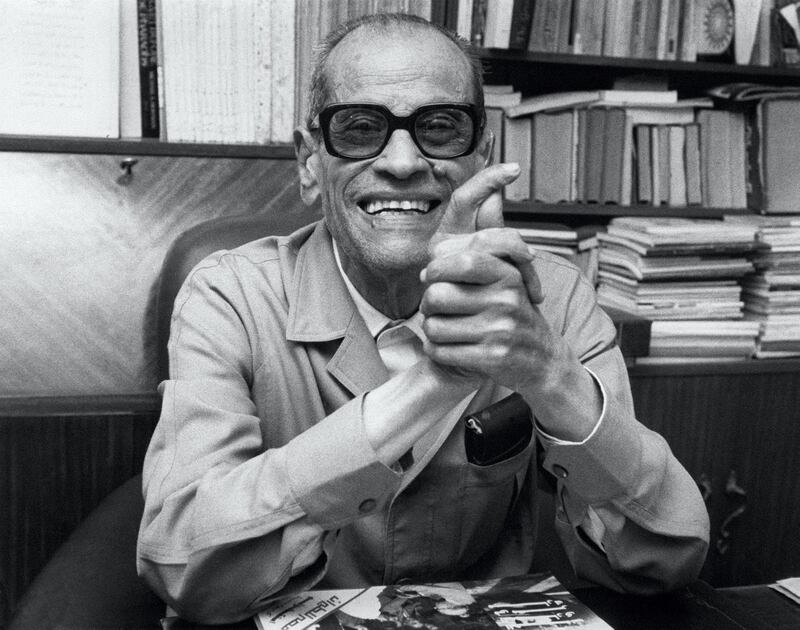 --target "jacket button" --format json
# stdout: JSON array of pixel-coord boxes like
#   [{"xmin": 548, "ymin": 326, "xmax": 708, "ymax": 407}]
[
  {"xmin": 552, "ymin": 464, "xmax": 569, "ymax": 479},
  {"xmin": 359, "ymin": 498, "xmax": 377, "ymax": 513}
]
